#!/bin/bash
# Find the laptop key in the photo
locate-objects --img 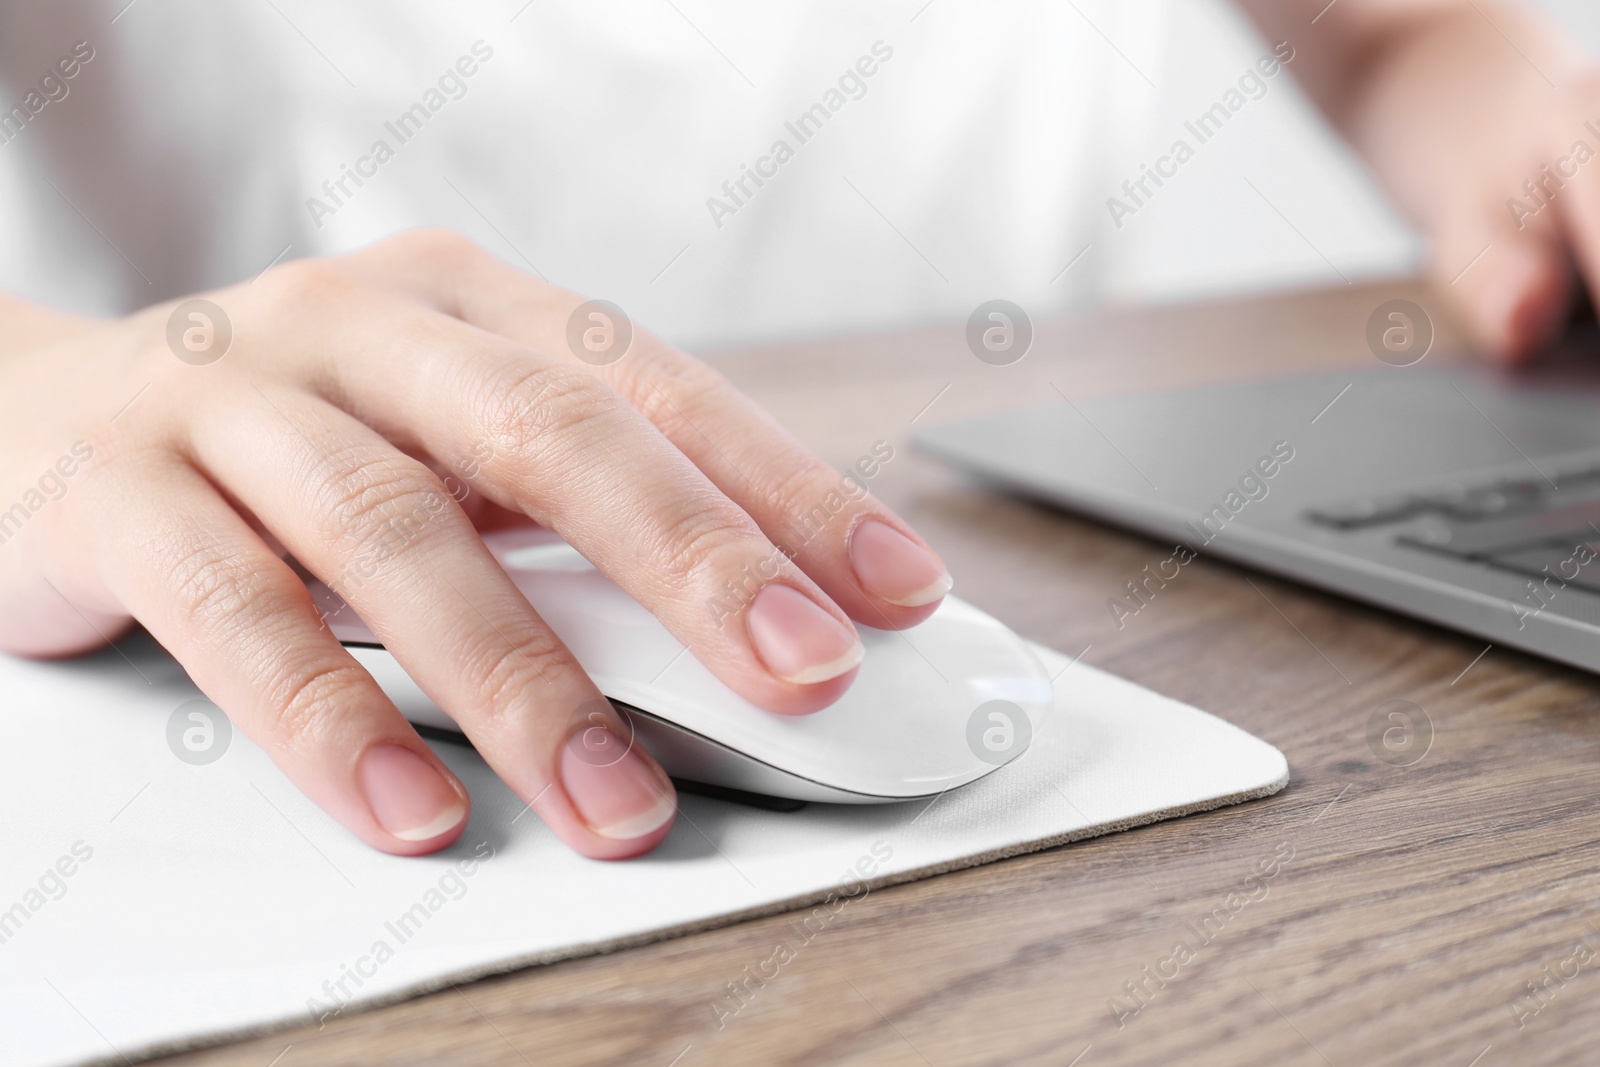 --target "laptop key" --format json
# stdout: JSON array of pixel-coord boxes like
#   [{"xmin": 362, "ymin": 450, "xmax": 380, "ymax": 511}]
[
  {"xmin": 1487, "ymin": 543, "xmax": 1600, "ymax": 595},
  {"xmin": 1305, "ymin": 495, "xmax": 1428, "ymax": 530},
  {"xmin": 1432, "ymin": 482, "xmax": 1547, "ymax": 521},
  {"xmin": 1395, "ymin": 498, "xmax": 1600, "ymax": 557},
  {"xmin": 1310, "ymin": 480, "xmax": 1557, "ymax": 529},
  {"xmin": 1550, "ymin": 464, "xmax": 1600, "ymax": 487}
]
